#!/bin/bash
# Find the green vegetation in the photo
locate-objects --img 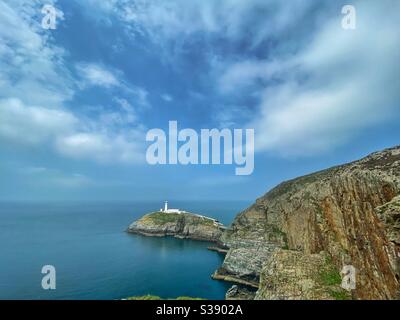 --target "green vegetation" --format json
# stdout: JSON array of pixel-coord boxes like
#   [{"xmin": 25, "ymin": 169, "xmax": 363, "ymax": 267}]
[
  {"xmin": 320, "ymin": 268, "xmax": 341, "ymax": 286},
  {"xmin": 317, "ymin": 256, "xmax": 352, "ymax": 300},
  {"xmin": 126, "ymin": 295, "xmax": 205, "ymax": 300},
  {"xmin": 144, "ymin": 212, "xmax": 180, "ymax": 224},
  {"xmin": 281, "ymin": 243, "xmax": 289, "ymax": 250},
  {"xmin": 127, "ymin": 295, "xmax": 162, "ymax": 300},
  {"xmin": 143, "ymin": 211, "xmax": 215, "ymax": 226},
  {"xmin": 328, "ymin": 289, "xmax": 352, "ymax": 300},
  {"xmin": 194, "ymin": 217, "xmax": 214, "ymax": 226},
  {"xmin": 269, "ymin": 225, "xmax": 288, "ymax": 248},
  {"xmin": 176, "ymin": 296, "xmax": 206, "ymax": 300},
  {"xmin": 319, "ymin": 258, "xmax": 342, "ymax": 286}
]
